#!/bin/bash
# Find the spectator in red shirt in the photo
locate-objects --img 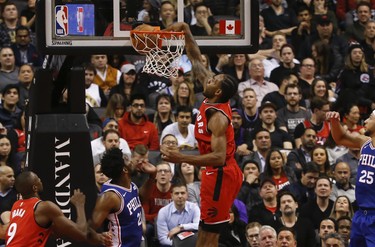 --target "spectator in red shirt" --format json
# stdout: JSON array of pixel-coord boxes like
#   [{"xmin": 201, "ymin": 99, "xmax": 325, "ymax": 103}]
[{"xmin": 118, "ymin": 94, "xmax": 159, "ymax": 150}]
